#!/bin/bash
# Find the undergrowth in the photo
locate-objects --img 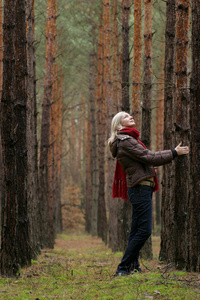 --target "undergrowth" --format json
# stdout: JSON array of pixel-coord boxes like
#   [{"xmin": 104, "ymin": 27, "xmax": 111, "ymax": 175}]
[{"xmin": 0, "ymin": 234, "xmax": 200, "ymax": 299}]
